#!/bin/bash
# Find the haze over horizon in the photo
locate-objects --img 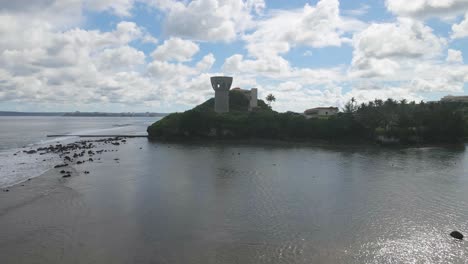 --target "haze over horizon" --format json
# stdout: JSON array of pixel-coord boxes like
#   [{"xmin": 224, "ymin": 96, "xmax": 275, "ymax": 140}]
[{"xmin": 1, "ymin": 0, "xmax": 468, "ymax": 113}]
